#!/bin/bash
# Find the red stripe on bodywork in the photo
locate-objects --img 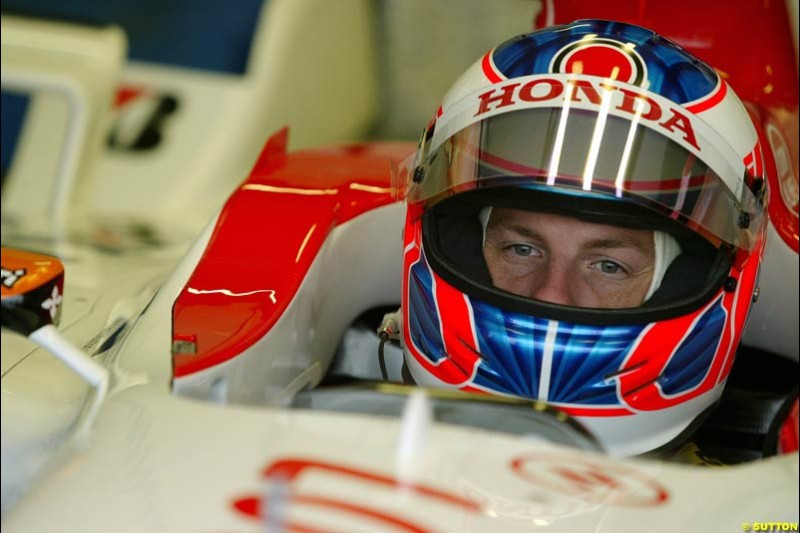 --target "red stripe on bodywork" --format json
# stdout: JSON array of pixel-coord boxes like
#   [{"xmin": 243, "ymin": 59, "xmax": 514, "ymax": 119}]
[
  {"xmin": 172, "ymin": 130, "xmax": 414, "ymax": 377},
  {"xmin": 779, "ymin": 398, "xmax": 799, "ymax": 454},
  {"xmin": 114, "ymin": 86, "xmax": 145, "ymax": 108},
  {"xmin": 232, "ymin": 458, "xmax": 479, "ymax": 531}
]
